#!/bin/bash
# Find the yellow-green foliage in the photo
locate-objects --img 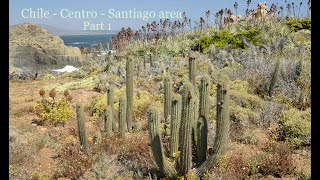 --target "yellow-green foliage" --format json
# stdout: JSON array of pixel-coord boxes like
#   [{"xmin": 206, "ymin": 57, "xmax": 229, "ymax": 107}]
[
  {"xmin": 197, "ymin": 60, "xmax": 209, "ymax": 74},
  {"xmin": 292, "ymin": 31, "xmax": 311, "ymax": 46},
  {"xmin": 42, "ymin": 73, "xmax": 55, "ymax": 80},
  {"xmin": 230, "ymin": 105, "xmax": 259, "ymax": 123},
  {"xmin": 197, "ymin": 27, "xmax": 268, "ymax": 52},
  {"xmin": 34, "ymin": 98, "xmax": 75, "ymax": 125},
  {"xmin": 89, "ymin": 94, "xmax": 108, "ymax": 121},
  {"xmin": 132, "ymin": 89, "xmax": 154, "ymax": 121},
  {"xmin": 29, "ymin": 171, "xmax": 48, "ymax": 180},
  {"xmin": 229, "ymin": 80, "xmax": 265, "ymax": 124},
  {"xmin": 44, "ymin": 76, "xmax": 98, "ymax": 91},
  {"xmin": 285, "ymin": 19, "xmax": 311, "ymax": 32},
  {"xmin": 89, "ymin": 87, "xmax": 154, "ymax": 121},
  {"xmin": 278, "ymin": 108, "xmax": 311, "ymax": 147}
]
